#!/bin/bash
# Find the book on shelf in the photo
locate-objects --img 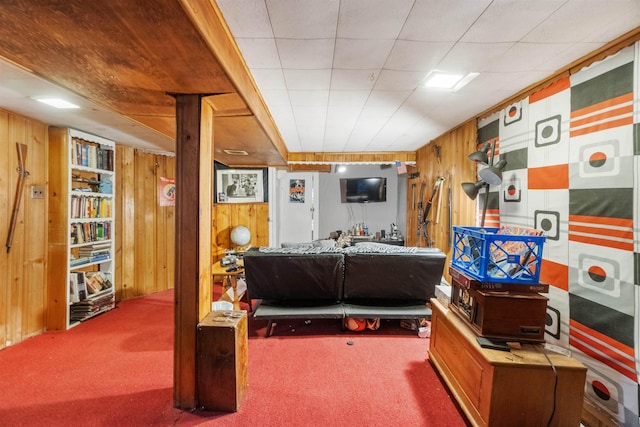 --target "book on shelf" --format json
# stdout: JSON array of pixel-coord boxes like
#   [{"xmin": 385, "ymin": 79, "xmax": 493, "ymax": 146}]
[
  {"xmin": 84, "ymin": 272, "xmax": 113, "ymax": 295},
  {"xmin": 69, "ymin": 274, "xmax": 80, "ymax": 303},
  {"xmin": 70, "ymin": 272, "xmax": 88, "ymax": 301},
  {"xmin": 70, "ymin": 256, "xmax": 91, "ymax": 267},
  {"xmin": 90, "ymin": 253, "xmax": 110, "ymax": 263},
  {"xmin": 70, "ymin": 195, "xmax": 112, "ymax": 219},
  {"xmin": 70, "ymin": 292, "xmax": 115, "ymax": 321},
  {"xmin": 72, "ymin": 138, "xmax": 115, "ymax": 171},
  {"xmin": 78, "ymin": 242, "xmax": 112, "ymax": 264},
  {"xmin": 71, "ymin": 222, "xmax": 111, "ymax": 244}
]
